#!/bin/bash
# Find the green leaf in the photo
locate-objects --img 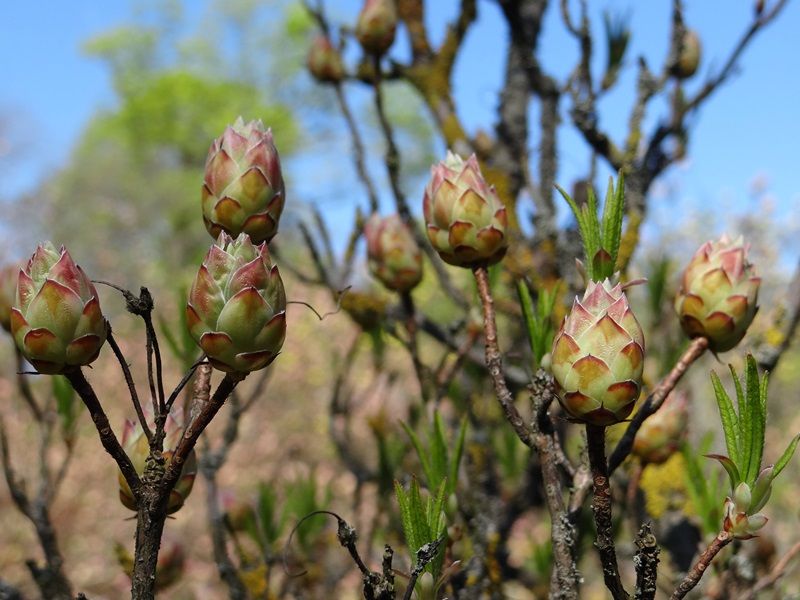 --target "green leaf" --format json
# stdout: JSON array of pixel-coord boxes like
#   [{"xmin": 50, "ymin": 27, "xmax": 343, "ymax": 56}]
[
  {"xmin": 430, "ymin": 413, "xmax": 449, "ymax": 490},
  {"xmin": 448, "ymin": 417, "xmax": 468, "ymax": 499},
  {"xmin": 706, "ymin": 453, "xmax": 741, "ymax": 490},
  {"xmin": 772, "ymin": 433, "xmax": 800, "ymax": 480},
  {"xmin": 599, "ymin": 174, "xmax": 624, "ymax": 275},
  {"xmin": 408, "ymin": 478, "xmax": 431, "ymax": 553},
  {"xmin": 517, "ymin": 280, "xmax": 538, "ymax": 359},
  {"xmin": 401, "ymin": 421, "xmax": 436, "ymax": 492},
  {"xmin": 394, "ymin": 480, "xmax": 416, "ymax": 552},
  {"xmin": 740, "ymin": 356, "xmax": 765, "ymax": 486},
  {"xmin": 710, "ymin": 370, "xmax": 740, "ymax": 467}
]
